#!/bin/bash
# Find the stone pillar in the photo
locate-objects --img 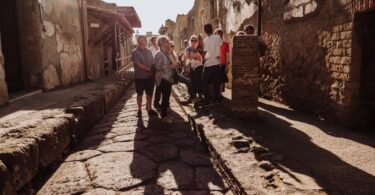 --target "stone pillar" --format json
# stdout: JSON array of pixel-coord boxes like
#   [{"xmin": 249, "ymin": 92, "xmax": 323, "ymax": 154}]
[{"xmin": 231, "ymin": 35, "xmax": 260, "ymax": 119}]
